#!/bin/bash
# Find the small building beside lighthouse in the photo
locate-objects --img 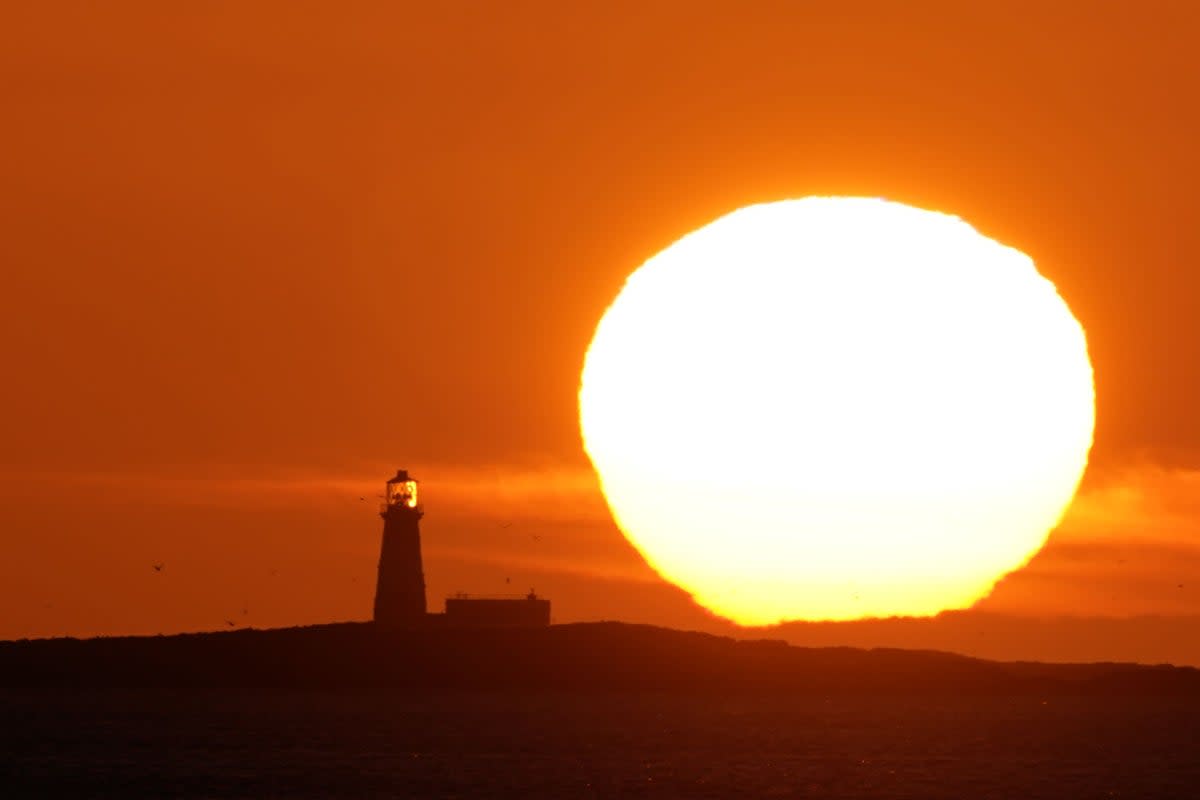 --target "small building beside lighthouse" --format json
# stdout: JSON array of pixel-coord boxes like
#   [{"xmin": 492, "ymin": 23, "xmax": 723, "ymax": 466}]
[
  {"xmin": 372, "ymin": 468, "xmax": 550, "ymax": 628},
  {"xmin": 445, "ymin": 592, "xmax": 551, "ymax": 627}
]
